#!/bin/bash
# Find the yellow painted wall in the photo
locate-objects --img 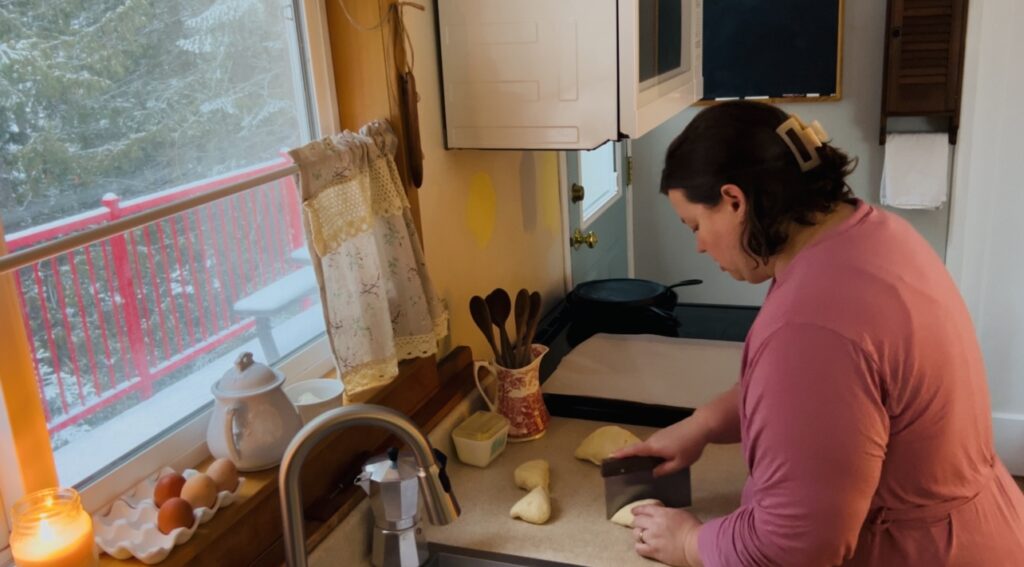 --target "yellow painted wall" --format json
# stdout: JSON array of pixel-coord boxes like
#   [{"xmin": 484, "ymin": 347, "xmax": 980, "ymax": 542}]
[{"xmin": 404, "ymin": 4, "xmax": 566, "ymax": 361}]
